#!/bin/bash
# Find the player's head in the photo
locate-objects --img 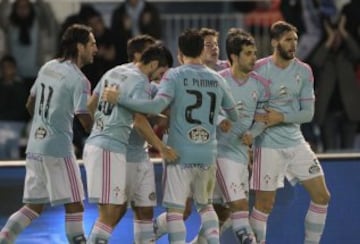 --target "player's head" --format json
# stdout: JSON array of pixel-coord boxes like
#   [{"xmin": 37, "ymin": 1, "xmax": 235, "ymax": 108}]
[
  {"xmin": 58, "ymin": 24, "xmax": 98, "ymax": 67},
  {"xmin": 178, "ymin": 29, "xmax": 204, "ymax": 59},
  {"xmin": 199, "ymin": 27, "xmax": 219, "ymax": 67},
  {"xmin": 127, "ymin": 34, "xmax": 157, "ymax": 62},
  {"xmin": 226, "ymin": 30, "xmax": 257, "ymax": 73},
  {"xmin": 140, "ymin": 44, "xmax": 173, "ymax": 82},
  {"xmin": 270, "ymin": 21, "xmax": 298, "ymax": 60}
]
